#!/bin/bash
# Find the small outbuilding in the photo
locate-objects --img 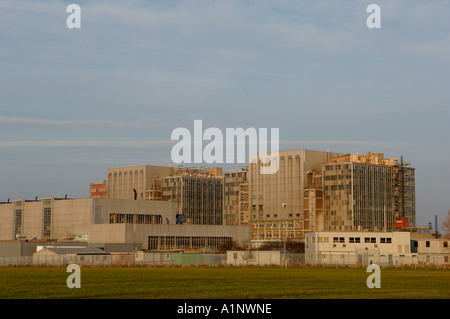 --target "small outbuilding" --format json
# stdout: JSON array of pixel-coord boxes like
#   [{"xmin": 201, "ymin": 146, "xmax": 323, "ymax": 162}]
[{"xmin": 33, "ymin": 246, "xmax": 110, "ymax": 265}]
